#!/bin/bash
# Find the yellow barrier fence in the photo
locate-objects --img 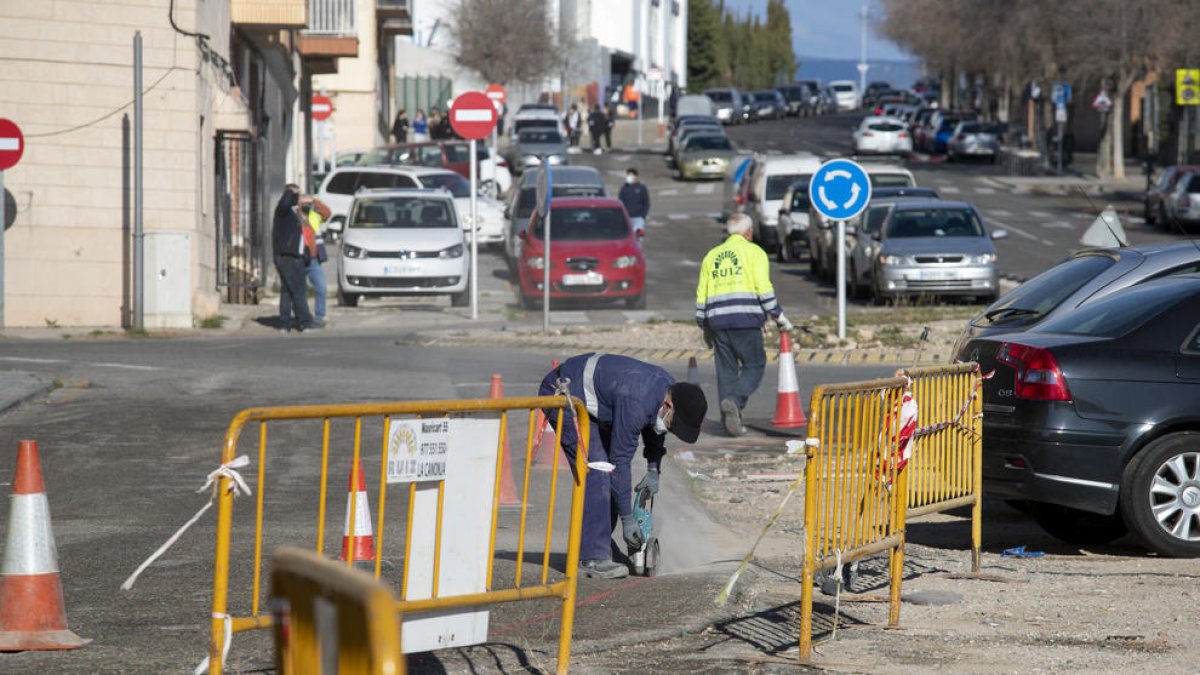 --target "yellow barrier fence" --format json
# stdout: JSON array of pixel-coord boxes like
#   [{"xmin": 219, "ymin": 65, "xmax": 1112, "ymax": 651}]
[
  {"xmin": 271, "ymin": 546, "xmax": 405, "ymax": 675},
  {"xmin": 799, "ymin": 376, "xmax": 911, "ymax": 659},
  {"xmin": 898, "ymin": 363, "xmax": 985, "ymax": 572},
  {"xmin": 207, "ymin": 396, "xmax": 590, "ymax": 675}
]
